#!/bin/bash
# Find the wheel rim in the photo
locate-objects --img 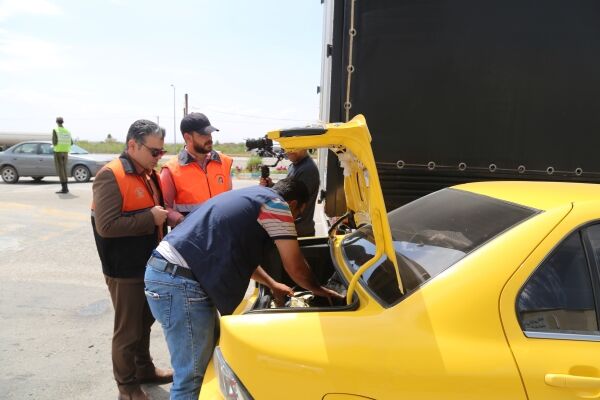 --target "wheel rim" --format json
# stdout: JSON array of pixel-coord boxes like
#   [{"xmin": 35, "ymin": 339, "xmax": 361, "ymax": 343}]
[
  {"xmin": 73, "ymin": 166, "xmax": 89, "ymax": 182},
  {"xmin": 2, "ymin": 168, "xmax": 16, "ymax": 182}
]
